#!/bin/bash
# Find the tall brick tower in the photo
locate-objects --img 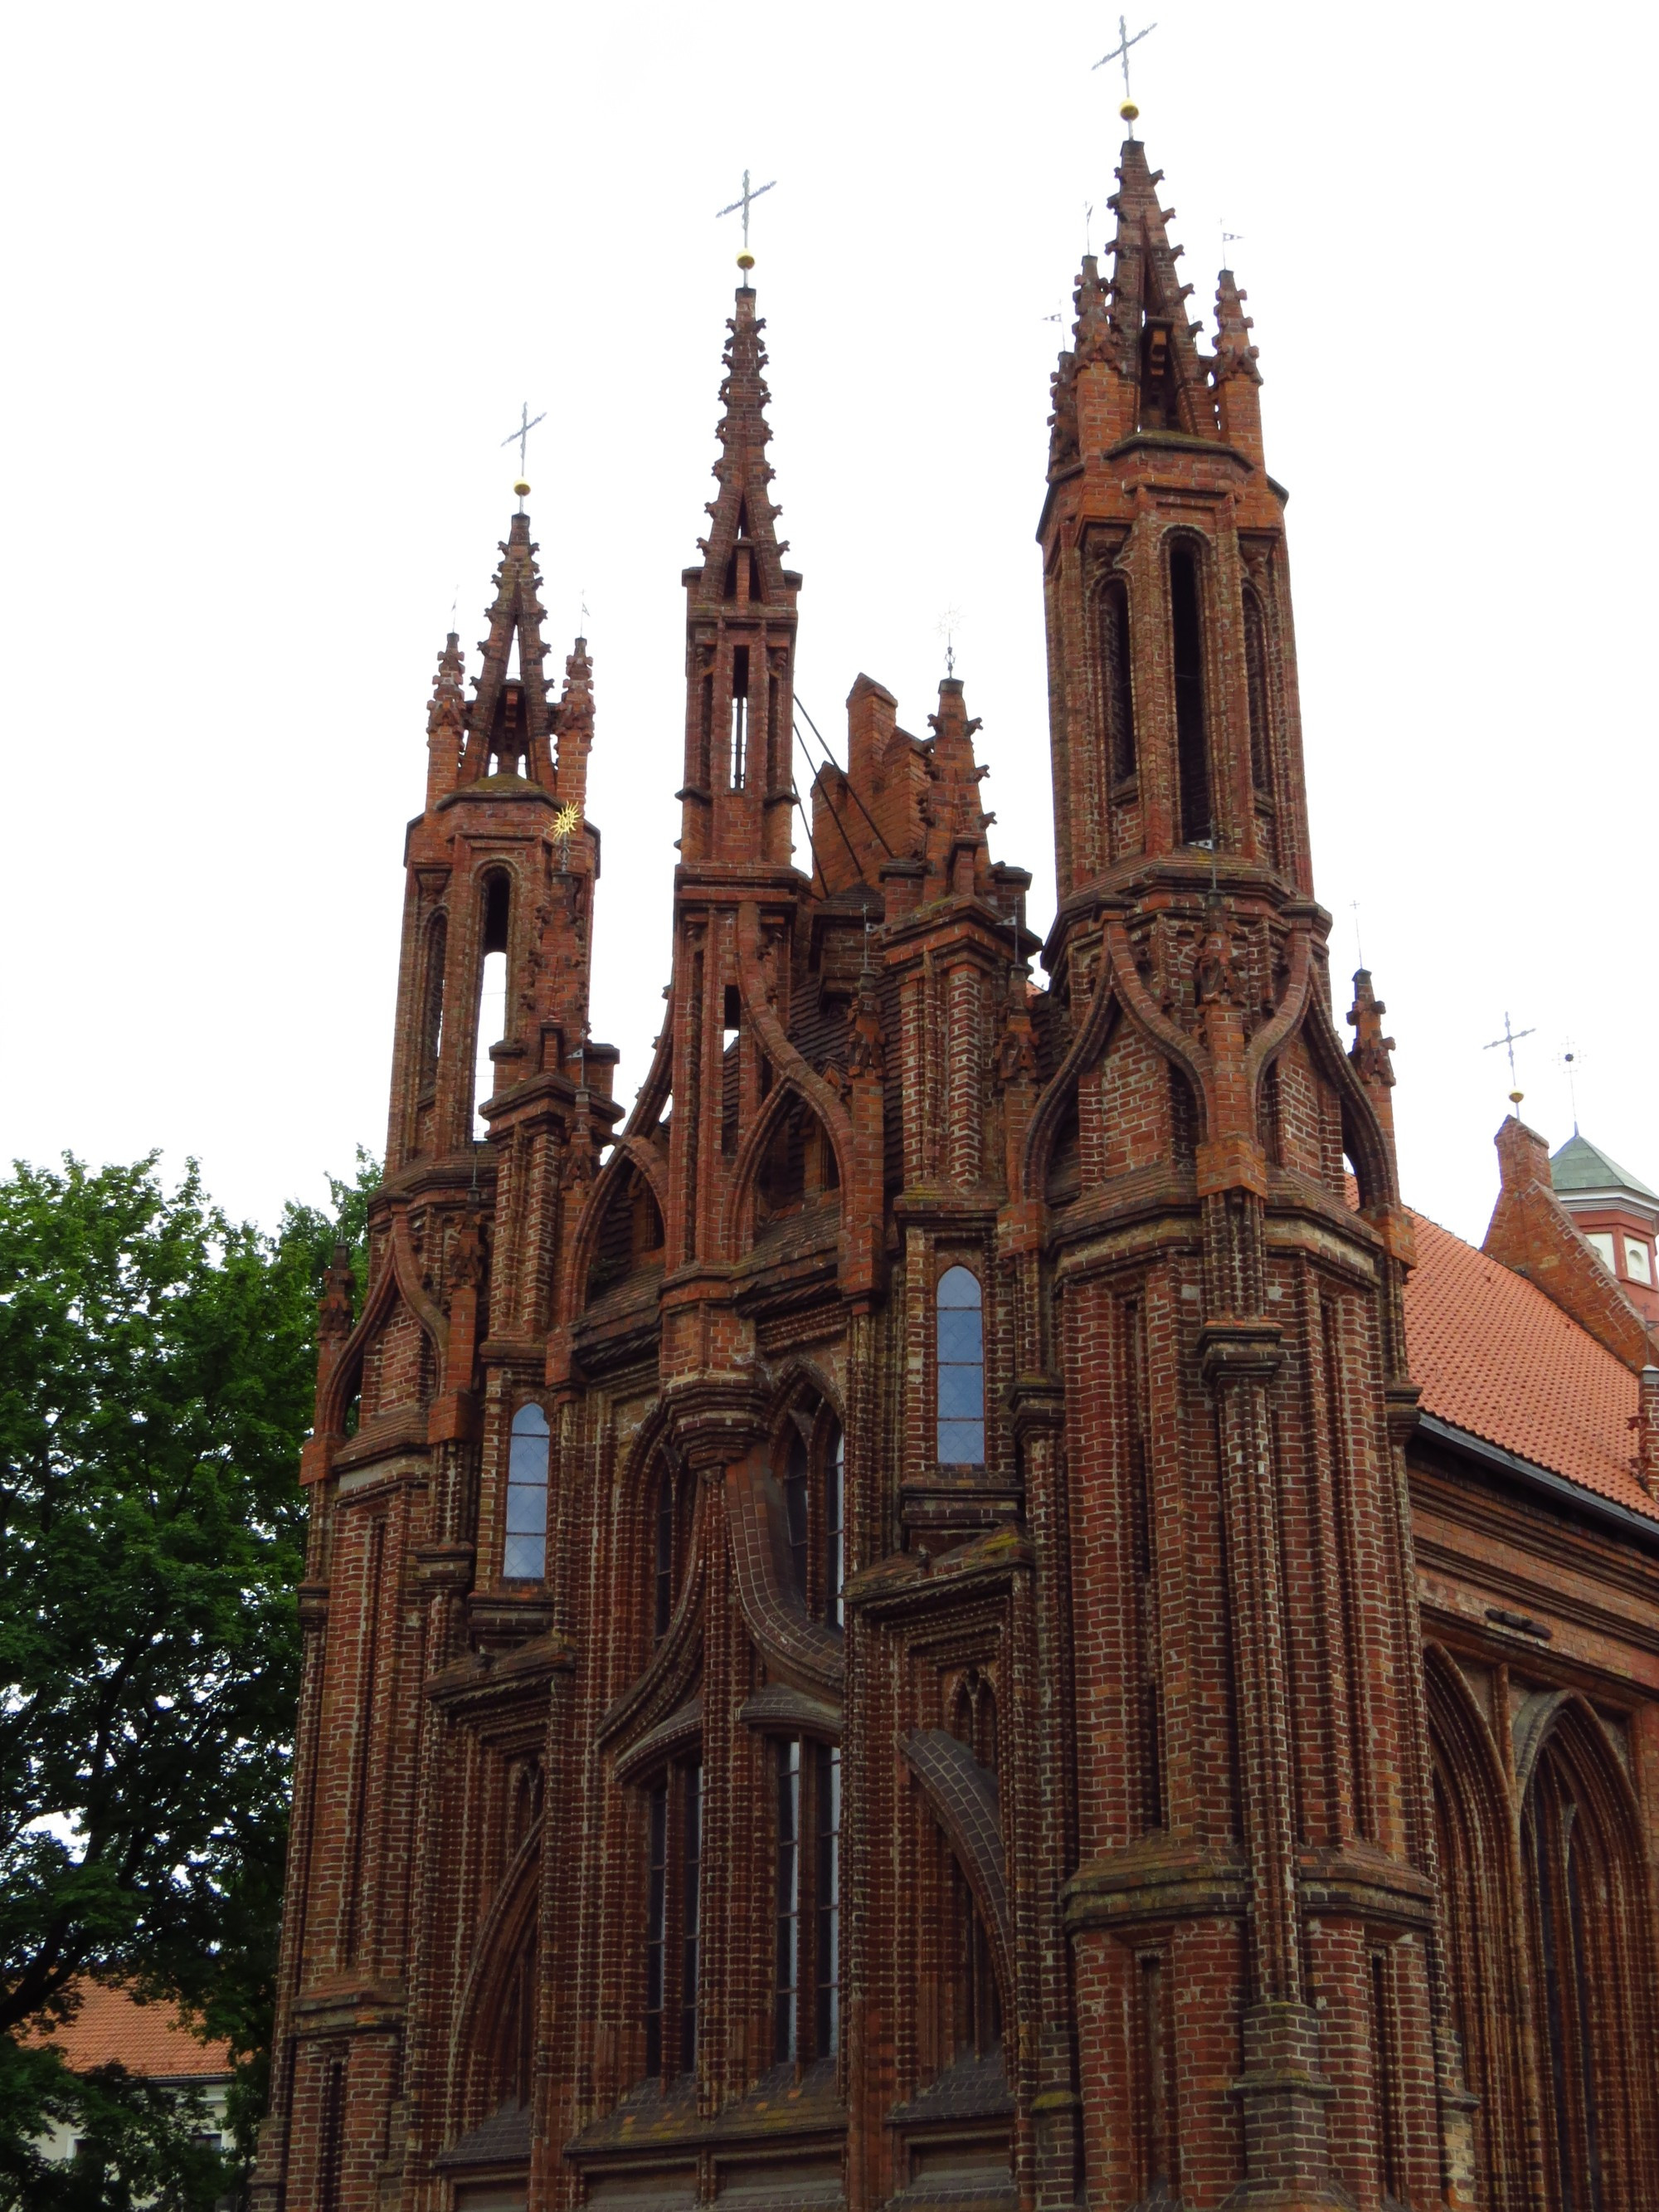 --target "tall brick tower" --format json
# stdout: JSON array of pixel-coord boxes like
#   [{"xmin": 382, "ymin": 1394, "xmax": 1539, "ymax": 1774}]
[
  {"xmin": 1034, "ymin": 134, "xmax": 1452, "ymax": 2206},
  {"xmin": 257, "ymin": 141, "xmax": 1467, "ymax": 2212}
]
